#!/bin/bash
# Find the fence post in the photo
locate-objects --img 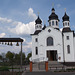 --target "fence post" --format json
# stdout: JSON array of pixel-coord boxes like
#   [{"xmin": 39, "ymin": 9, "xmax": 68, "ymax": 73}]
[
  {"xmin": 30, "ymin": 61, "xmax": 32, "ymax": 72},
  {"xmin": 45, "ymin": 61, "xmax": 48, "ymax": 72}
]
